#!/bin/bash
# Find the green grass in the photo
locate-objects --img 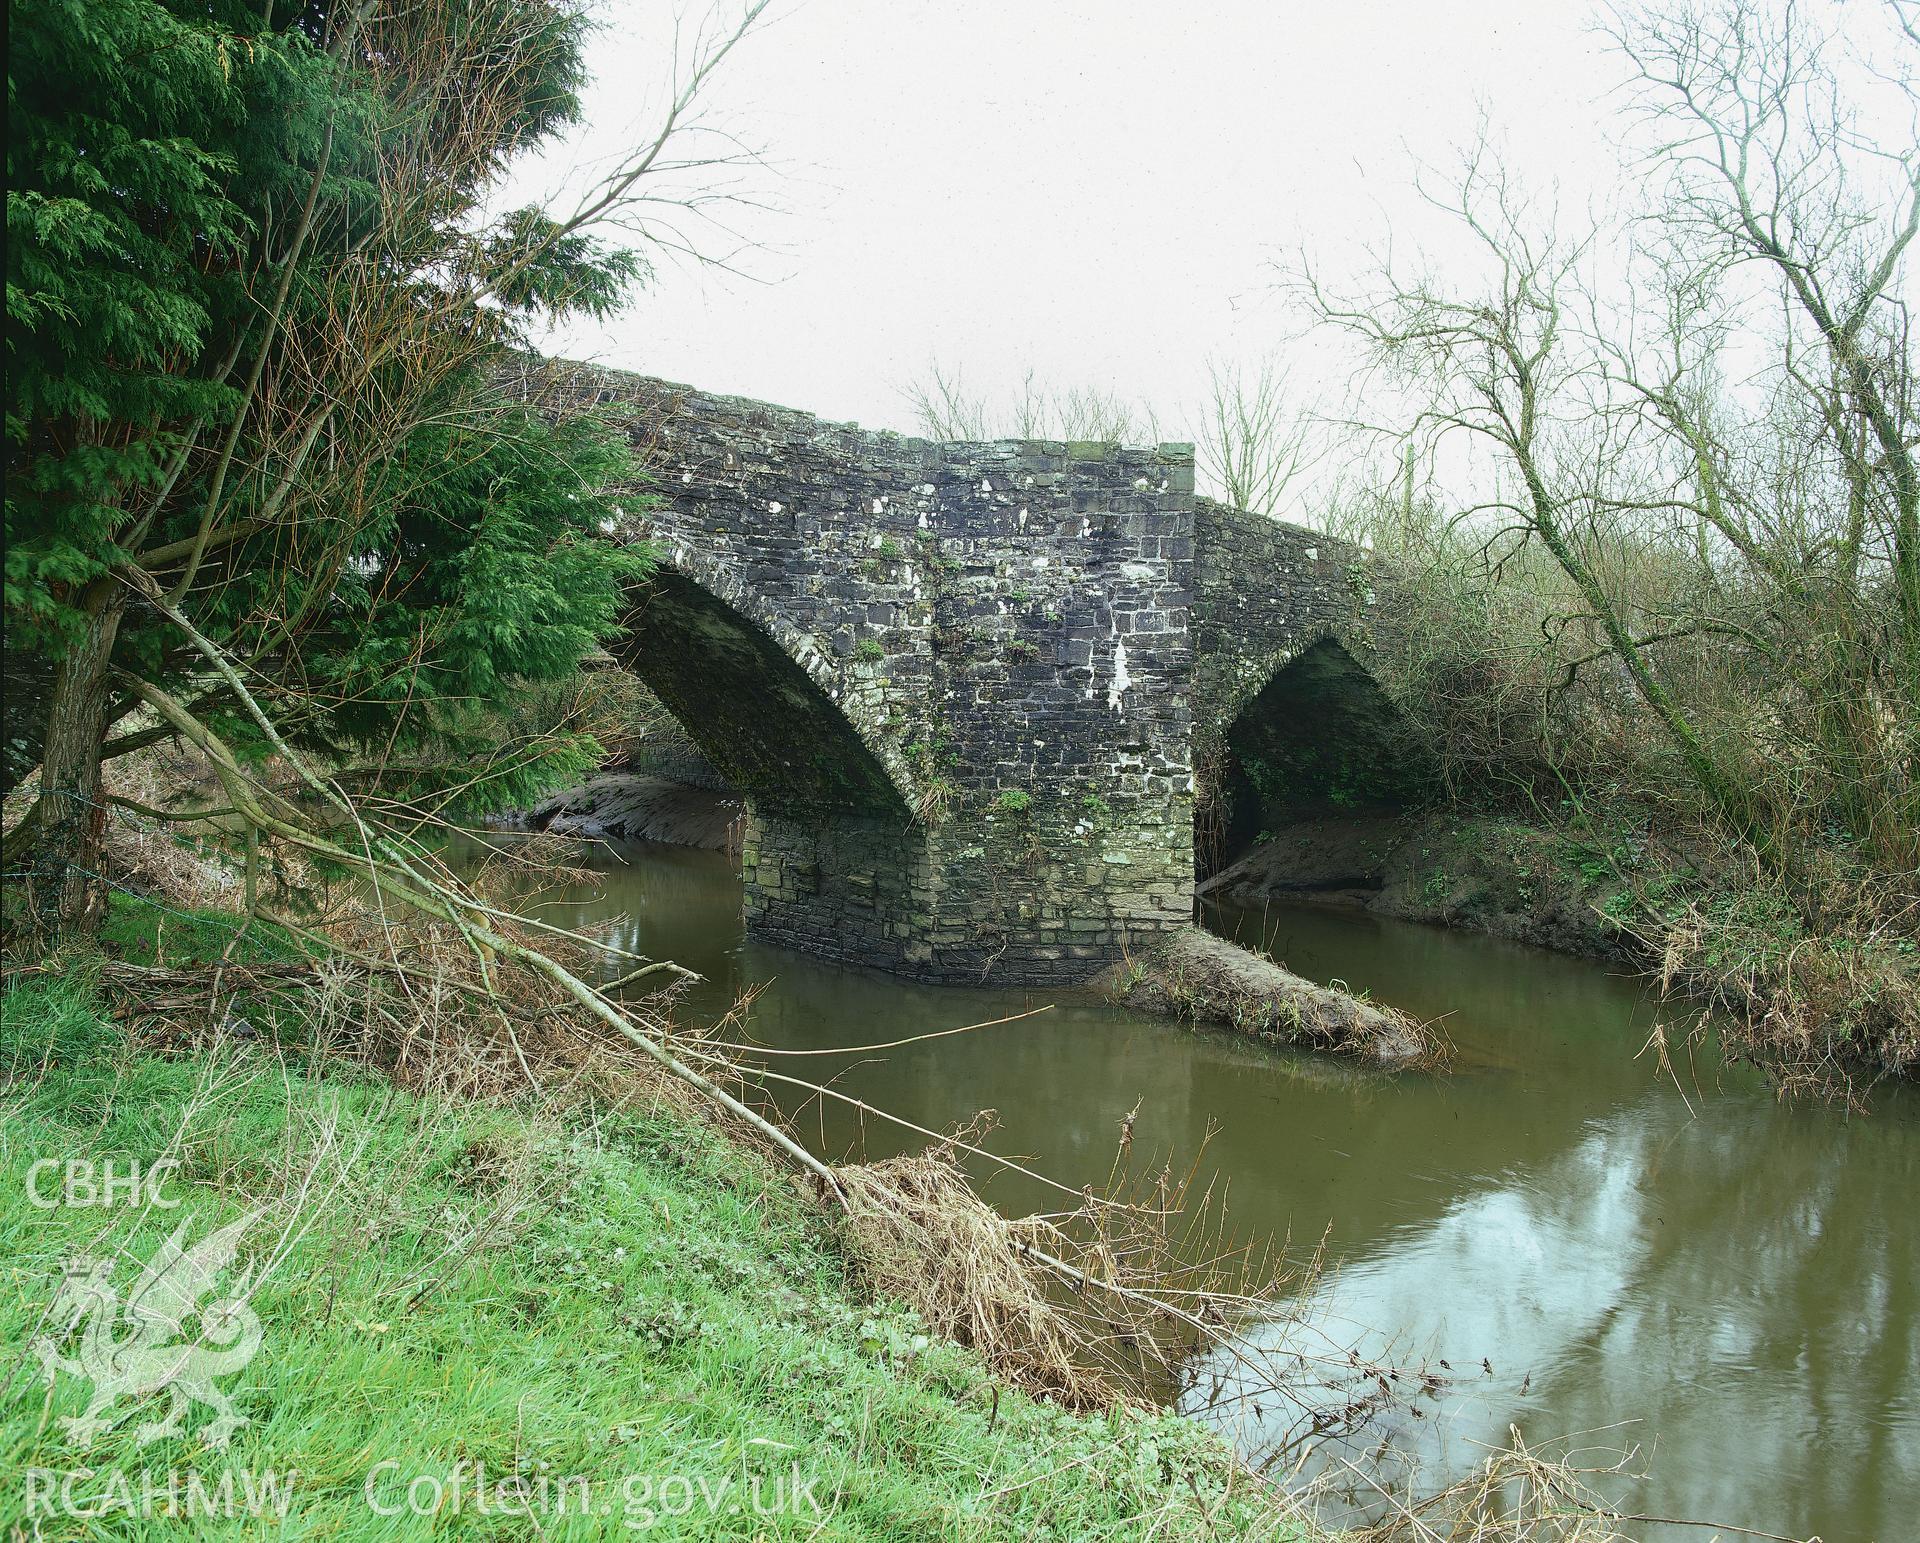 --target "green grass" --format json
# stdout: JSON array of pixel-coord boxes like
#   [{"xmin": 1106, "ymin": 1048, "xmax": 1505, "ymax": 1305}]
[
  {"xmin": 92, "ymin": 895, "xmax": 311, "ymax": 970},
  {"xmin": 0, "ymin": 967, "xmax": 1296, "ymax": 1540}
]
